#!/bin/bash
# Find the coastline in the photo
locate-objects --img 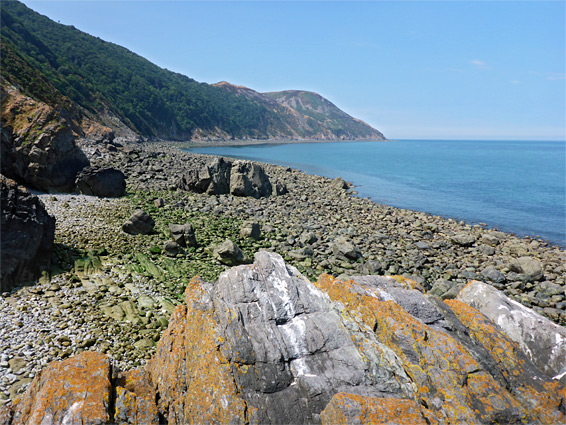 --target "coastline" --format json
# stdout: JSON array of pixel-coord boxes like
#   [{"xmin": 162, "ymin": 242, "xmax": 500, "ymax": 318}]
[
  {"xmin": 180, "ymin": 137, "xmax": 393, "ymax": 149},
  {"xmin": 1, "ymin": 140, "xmax": 564, "ymax": 405}
]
